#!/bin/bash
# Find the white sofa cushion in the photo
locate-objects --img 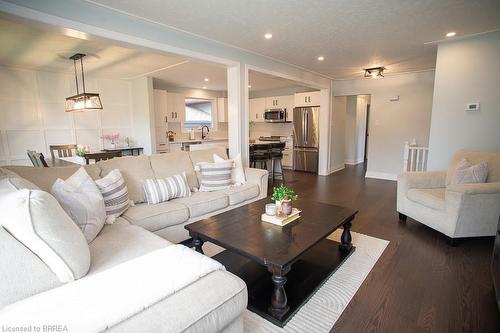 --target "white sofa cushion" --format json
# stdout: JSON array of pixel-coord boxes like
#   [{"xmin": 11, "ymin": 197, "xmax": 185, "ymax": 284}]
[
  {"xmin": 173, "ymin": 191, "xmax": 229, "ymax": 217},
  {"xmin": 94, "ymin": 169, "xmax": 131, "ymax": 223},
  {"xmin": 223, "ymin": 183, "xmax": 260, "ymax": 205},
  {"xmin": 0, "ymin": 190, "xmax": 90, "ymax": 282},
  {"xmin": 122, "ymin": 201, "xmax": 190, "ymax": 232},
  {"xmin": 88, "ymin": 218, "xmax": 171, "ymax": 274},
  {"xmin": 51, "ymin": 168, "xmax": 106, "ymax": 243},
  {"xmin": 407, "ymin": 188, "xmax": 446, "ymax": 211},
  {"xmin": 150, "ymin": 152, "xmax": 199, "ymax": 190},
  {"xmin": 98, "ymin": 155, "xmax": 155, "ymax": 204},
  {"xmin": 143, "ymin": 172, "xmax": 191, "ymax": 205}
]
